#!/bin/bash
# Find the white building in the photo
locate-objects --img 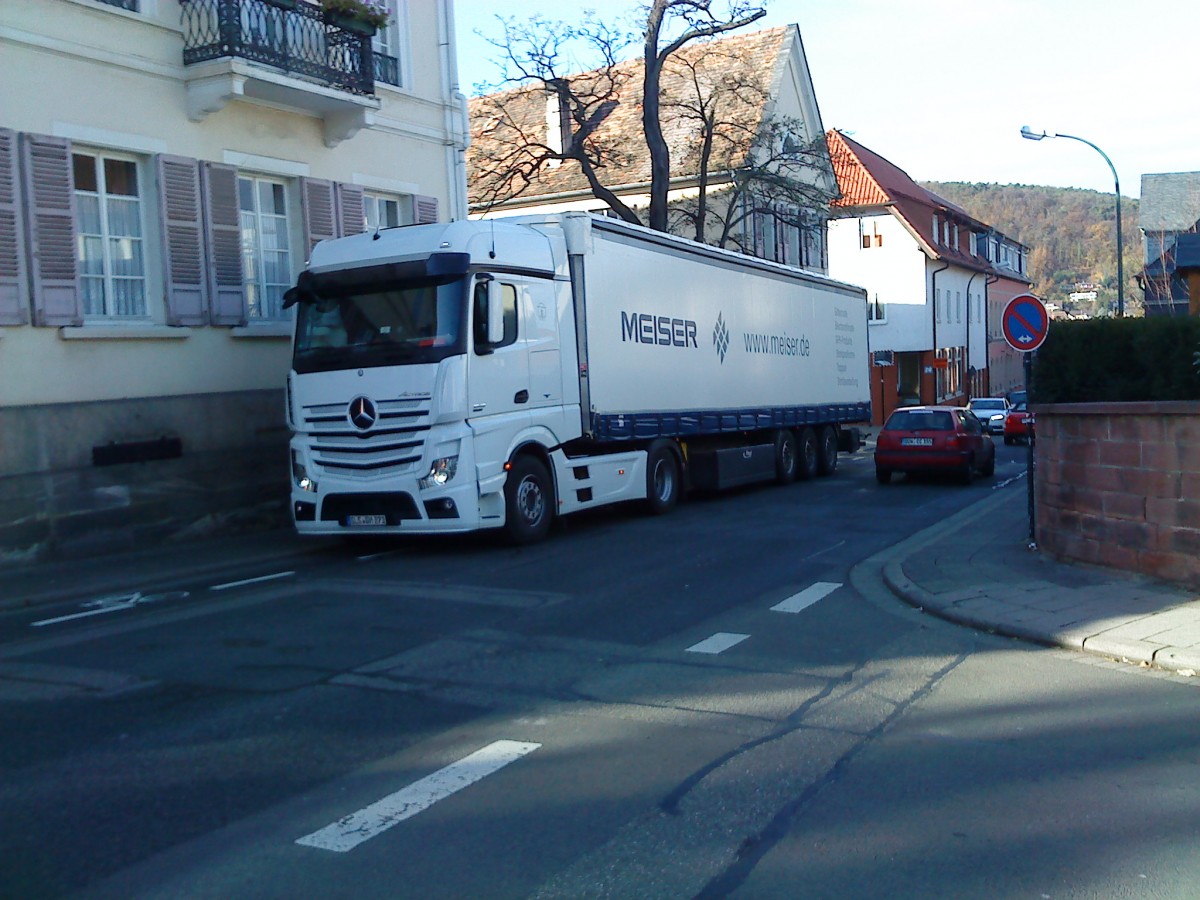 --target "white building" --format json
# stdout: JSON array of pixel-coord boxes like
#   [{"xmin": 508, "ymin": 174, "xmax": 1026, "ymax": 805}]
[
  {"xmin": 825, "ymin": 130, "xmax": 1030, "ymax": 423},
  {"xmin": 0, "ymin": 0, "xmax": 468, "ymax": 560}
]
